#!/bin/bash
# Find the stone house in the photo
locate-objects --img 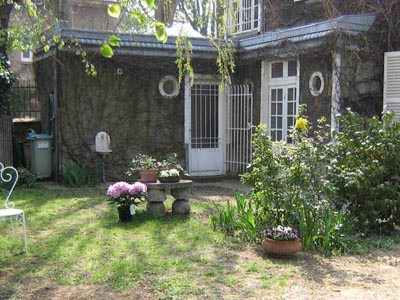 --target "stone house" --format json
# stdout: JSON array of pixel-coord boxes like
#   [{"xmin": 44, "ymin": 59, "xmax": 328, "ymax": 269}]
[{"xmin": 34, "ymin": 0, "xmax": 394, "ymax": 179}]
